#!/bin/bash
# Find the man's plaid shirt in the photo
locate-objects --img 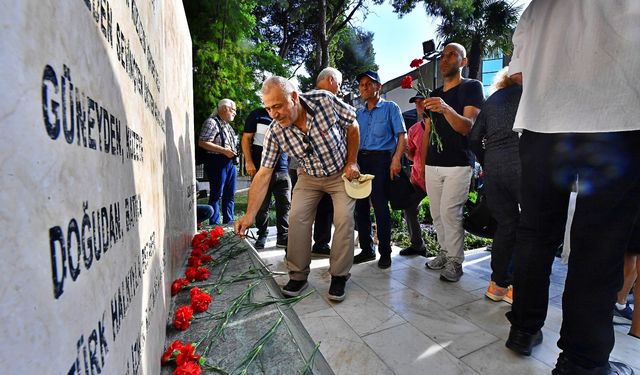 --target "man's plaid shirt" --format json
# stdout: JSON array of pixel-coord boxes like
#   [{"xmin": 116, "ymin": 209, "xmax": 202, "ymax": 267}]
[
  {"xmin": 261, "ymin": 90, "xmax": 357, "ymax": 177},
  {"xmin": 199, "ymin": 115, "xmax": 238, "ymax": 154}
]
